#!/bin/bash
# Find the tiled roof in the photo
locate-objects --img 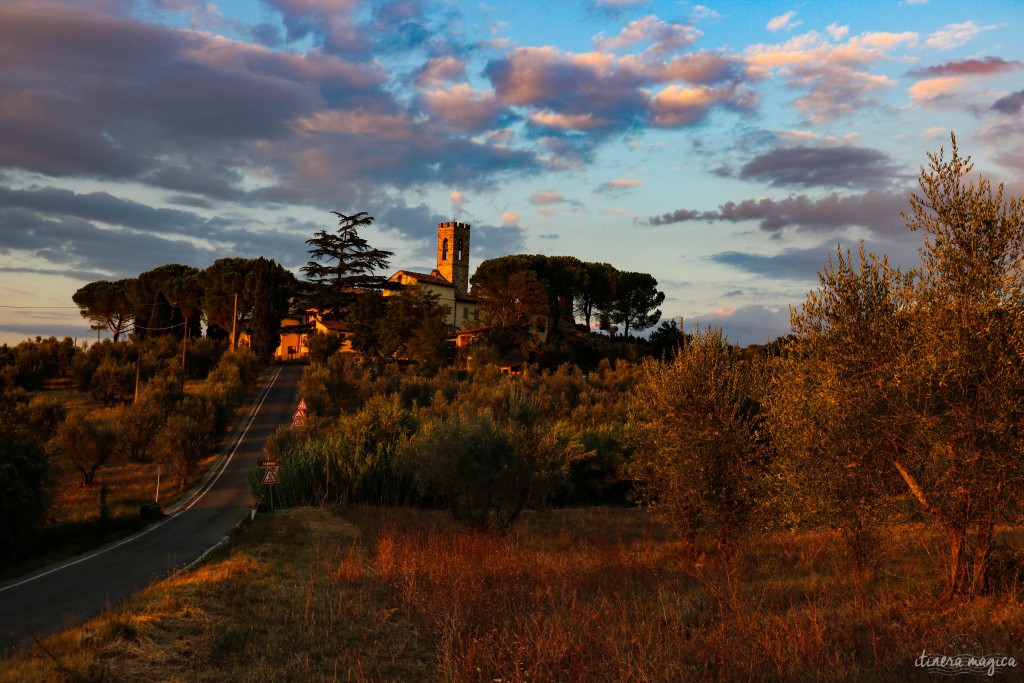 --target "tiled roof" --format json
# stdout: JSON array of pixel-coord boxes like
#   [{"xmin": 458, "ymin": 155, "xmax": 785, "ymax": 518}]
[
  {"xmin": 318, "ymin": 319, "xmax": 353, "ymax": 333},
  {"xmin": 390, "ymin": 270, "xmax": 453, "ymax": 287}
]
